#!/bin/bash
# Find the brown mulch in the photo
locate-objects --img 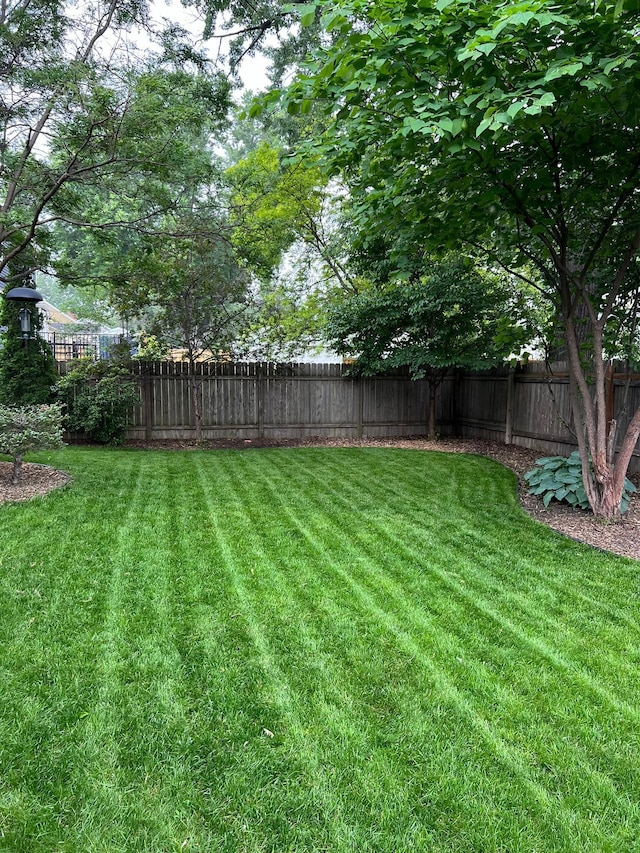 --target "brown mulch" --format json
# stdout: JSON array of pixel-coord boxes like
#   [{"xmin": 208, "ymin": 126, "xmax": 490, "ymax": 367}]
[
  {"xmin": 2, "ymin": 437, "xmax": 639, "ymax": 562},
  {"xmin": 0, "ymin": 461, "xmax": 71, "ymax": 504}
]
